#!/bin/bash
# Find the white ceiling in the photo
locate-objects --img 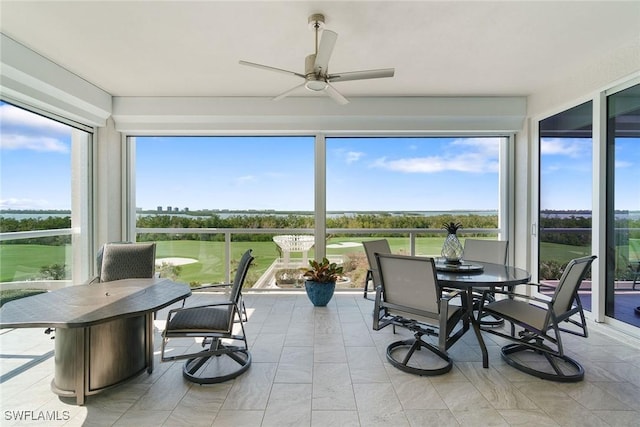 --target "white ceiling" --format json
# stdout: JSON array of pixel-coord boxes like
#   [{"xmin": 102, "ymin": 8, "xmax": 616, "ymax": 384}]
[{"xmin": 1, "ymin": 1, "xmax": 639, "ymax": 99}]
